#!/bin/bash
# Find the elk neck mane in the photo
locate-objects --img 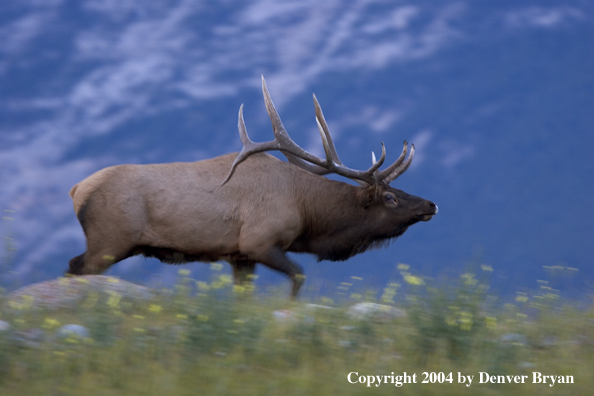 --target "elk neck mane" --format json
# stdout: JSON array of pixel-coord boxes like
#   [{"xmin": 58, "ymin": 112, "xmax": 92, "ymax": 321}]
[{"xmin": 290, "ymin": 178, "xmax": 405, "ymax": 262}]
